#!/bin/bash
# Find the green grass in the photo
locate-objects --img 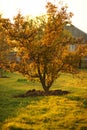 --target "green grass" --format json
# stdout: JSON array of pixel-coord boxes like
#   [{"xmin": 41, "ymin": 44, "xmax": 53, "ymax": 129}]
[{"xmin": 0, "ymin": 70, "xmax": 87, "ymax": 130}]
